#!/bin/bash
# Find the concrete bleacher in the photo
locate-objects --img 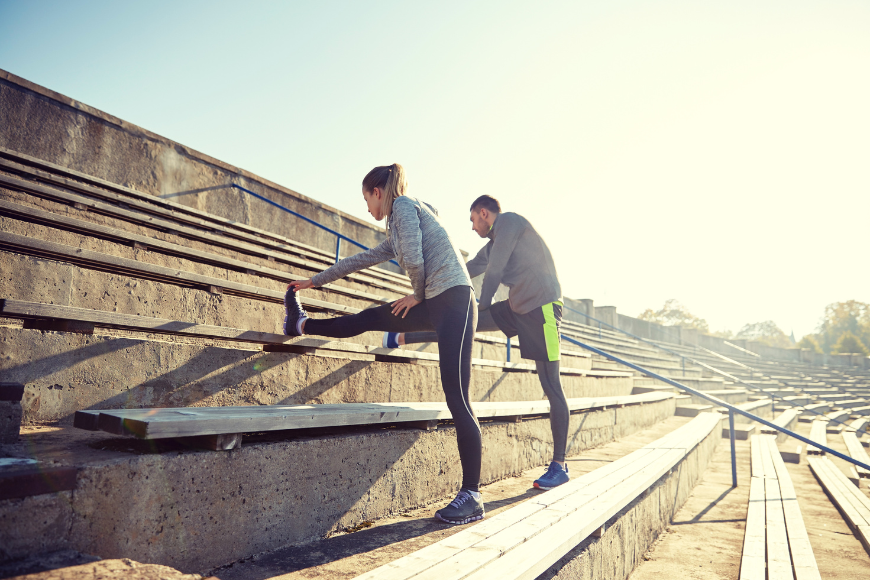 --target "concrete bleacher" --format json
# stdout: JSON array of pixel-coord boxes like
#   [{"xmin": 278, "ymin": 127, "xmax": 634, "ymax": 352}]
[
  {"xmin": 0, "ymin": 141, "xmax": 684, "ymax": 574},
  {"xmin": 3, "ymin": 68, "xmax": 870, "ymax": 579}
]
